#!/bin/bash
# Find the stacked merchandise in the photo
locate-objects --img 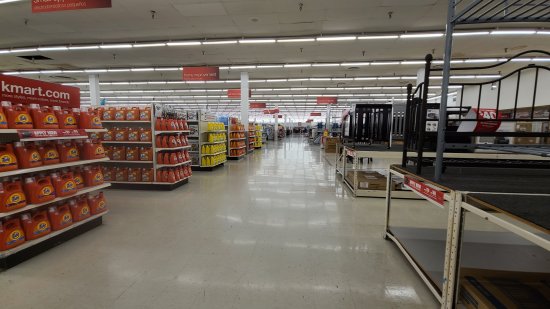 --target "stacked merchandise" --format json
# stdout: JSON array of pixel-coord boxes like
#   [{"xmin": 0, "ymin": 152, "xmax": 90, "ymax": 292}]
[
  {"xmin": 189, "ymin": 113, "xmax": 227, "ymax": 170},
  {"xmin": 0, "ymin": 98, "xmax": 109, "ymax": 264},
  {"xmin": 227, "ymin": 118, "xmax": 247, "ymax": 159},
  {"xmin": 248, "ymin": 123, "xmax": 256, "ymax": 153},
  {"xmin": 254, "ymin": 124, "xmax": 263, "ymax": 148}
]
